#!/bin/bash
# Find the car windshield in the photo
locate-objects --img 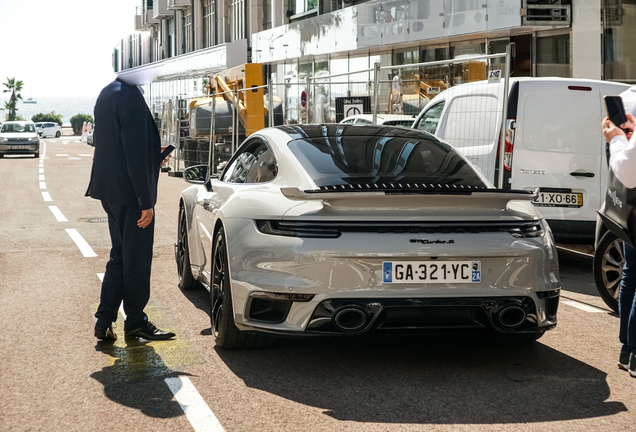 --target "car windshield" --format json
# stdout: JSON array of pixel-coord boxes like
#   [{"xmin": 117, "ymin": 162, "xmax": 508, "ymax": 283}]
[
  {"xmin": 285, "ymin": 125, "xmax": 486, "ymax": 188},
  {"xmin": 1, "ymin": 123, "xmax": 35, "ymax": 133}
]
